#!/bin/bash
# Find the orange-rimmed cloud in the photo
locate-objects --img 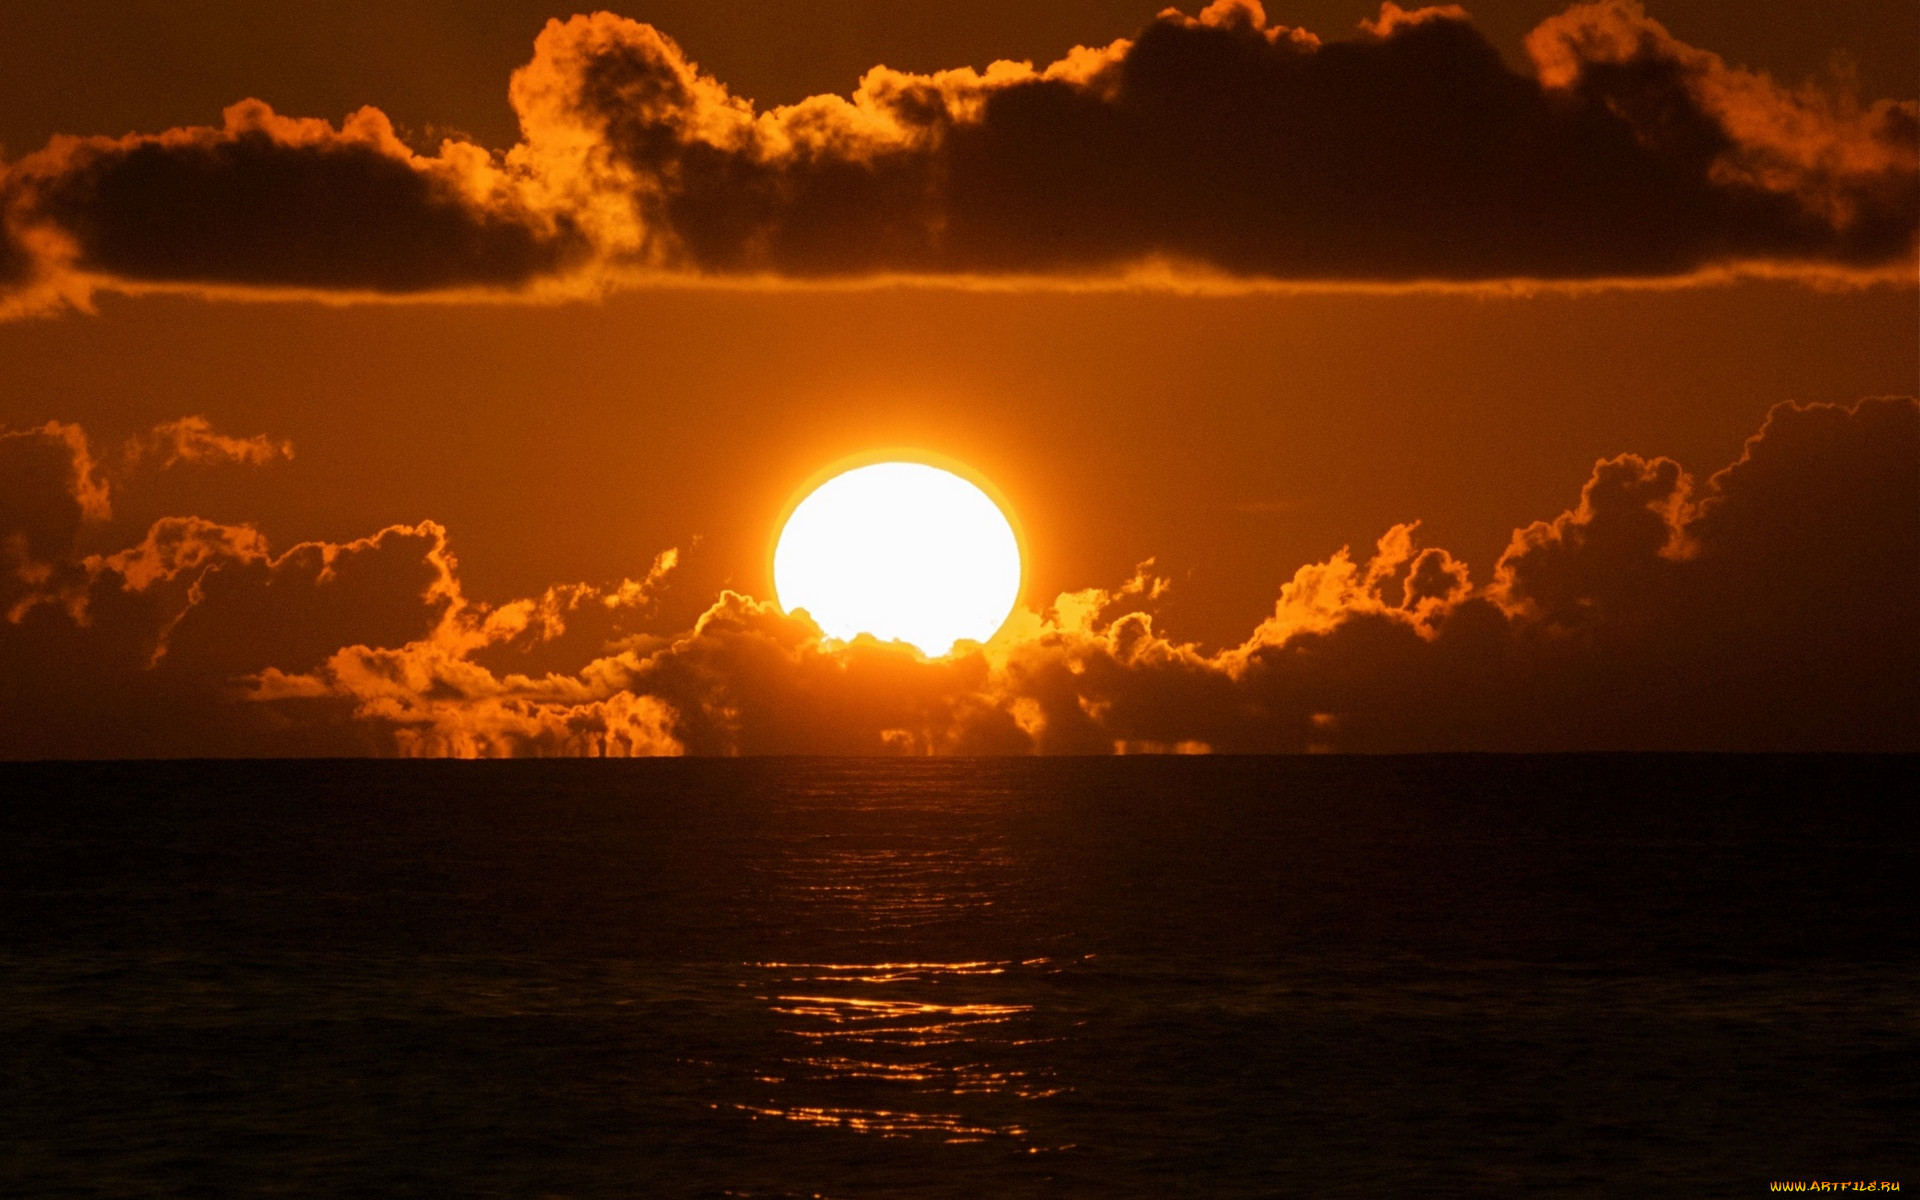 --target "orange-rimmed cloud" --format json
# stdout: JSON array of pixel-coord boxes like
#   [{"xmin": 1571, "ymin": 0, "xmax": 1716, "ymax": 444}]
[
  {"xmin": 0, "ymin": 100, "xmax": 589, "ymax": 317},
  {"xmin": 2, "ymin": 0, "xmax": 1913, "ymax": 316},
  {"xmin": 129, "ymin": 416, "xmax": 293, "ymax": 471},
  {"xmin": 0, "ymin": 415, "xmax": 290, "ymax": 620},
  {"xmin": 4, "ymin": 397, "xmax": 1912, "ymax": 757}
]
